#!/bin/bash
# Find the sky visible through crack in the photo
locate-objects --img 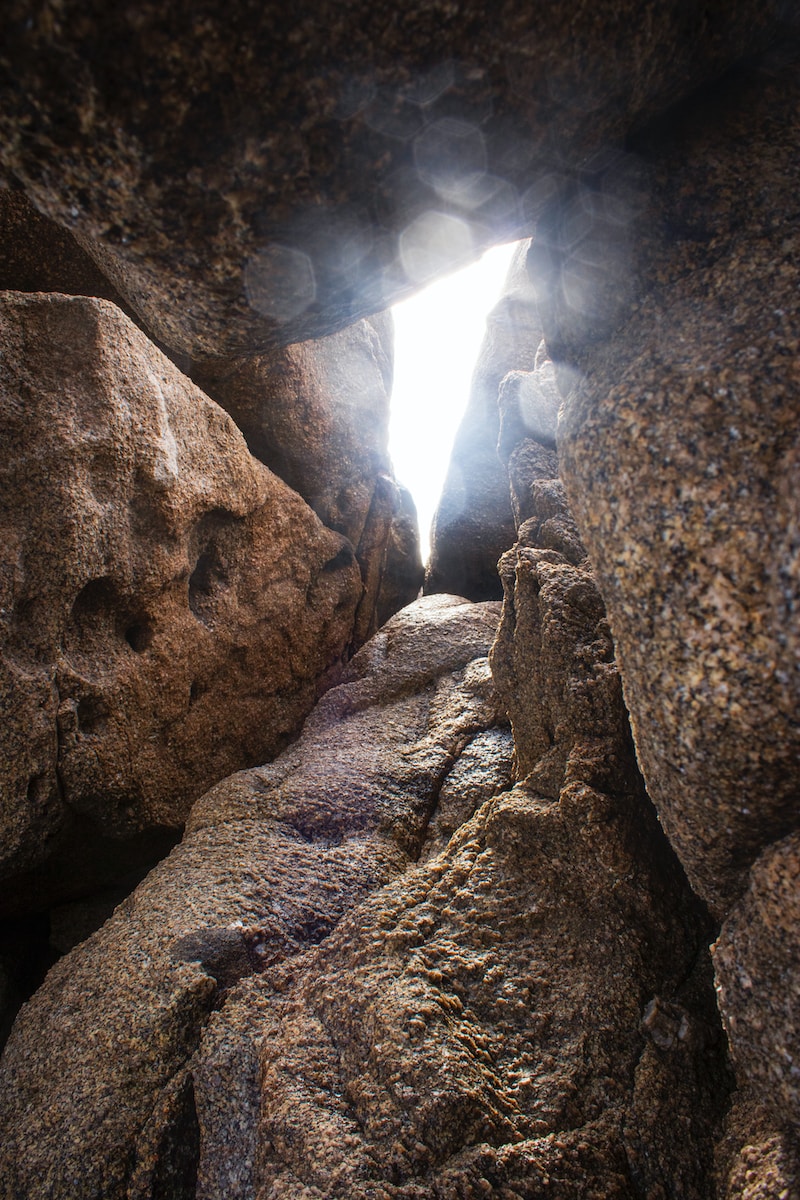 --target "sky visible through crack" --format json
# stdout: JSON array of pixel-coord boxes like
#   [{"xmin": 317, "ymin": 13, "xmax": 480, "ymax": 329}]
[{"xmin": 389, "ymin": 240, "xmax": 520, "ymax": 564}]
